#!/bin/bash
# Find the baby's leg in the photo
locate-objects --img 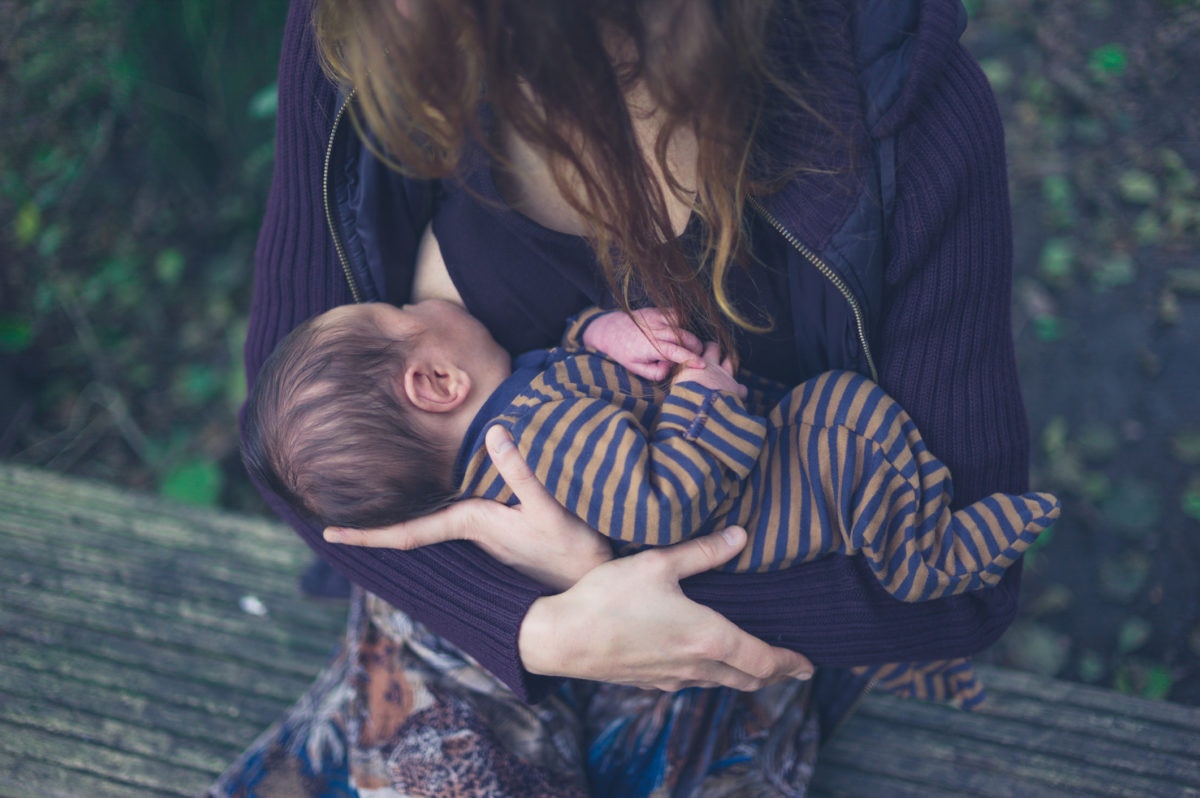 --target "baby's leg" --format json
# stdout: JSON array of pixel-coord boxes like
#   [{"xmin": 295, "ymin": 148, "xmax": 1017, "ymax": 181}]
[{"xmin": 780, "ymin": 371, "xmax": 1060, "ymax": 600}]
